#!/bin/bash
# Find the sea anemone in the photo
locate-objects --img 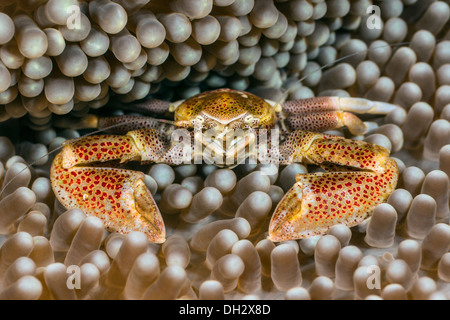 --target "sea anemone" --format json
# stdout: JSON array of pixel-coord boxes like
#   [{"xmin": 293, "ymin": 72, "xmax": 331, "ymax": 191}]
[{"xmin": 0, "ymin": 0, "xmax": 449, "ymax": 300}]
